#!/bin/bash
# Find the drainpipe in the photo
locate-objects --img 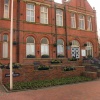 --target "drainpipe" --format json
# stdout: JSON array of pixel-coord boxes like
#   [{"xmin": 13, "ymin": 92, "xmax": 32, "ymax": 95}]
[
  {"xmin": 16, "ymin": 0, "xmax": 20, "ymax": 62},
  {"xmin": 64, "ymin": 5, "xmax": 68, "ymax": 58},
  {"xmin": 54, "ymin": 4, "xmax": 57, "ymax": 58}
]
